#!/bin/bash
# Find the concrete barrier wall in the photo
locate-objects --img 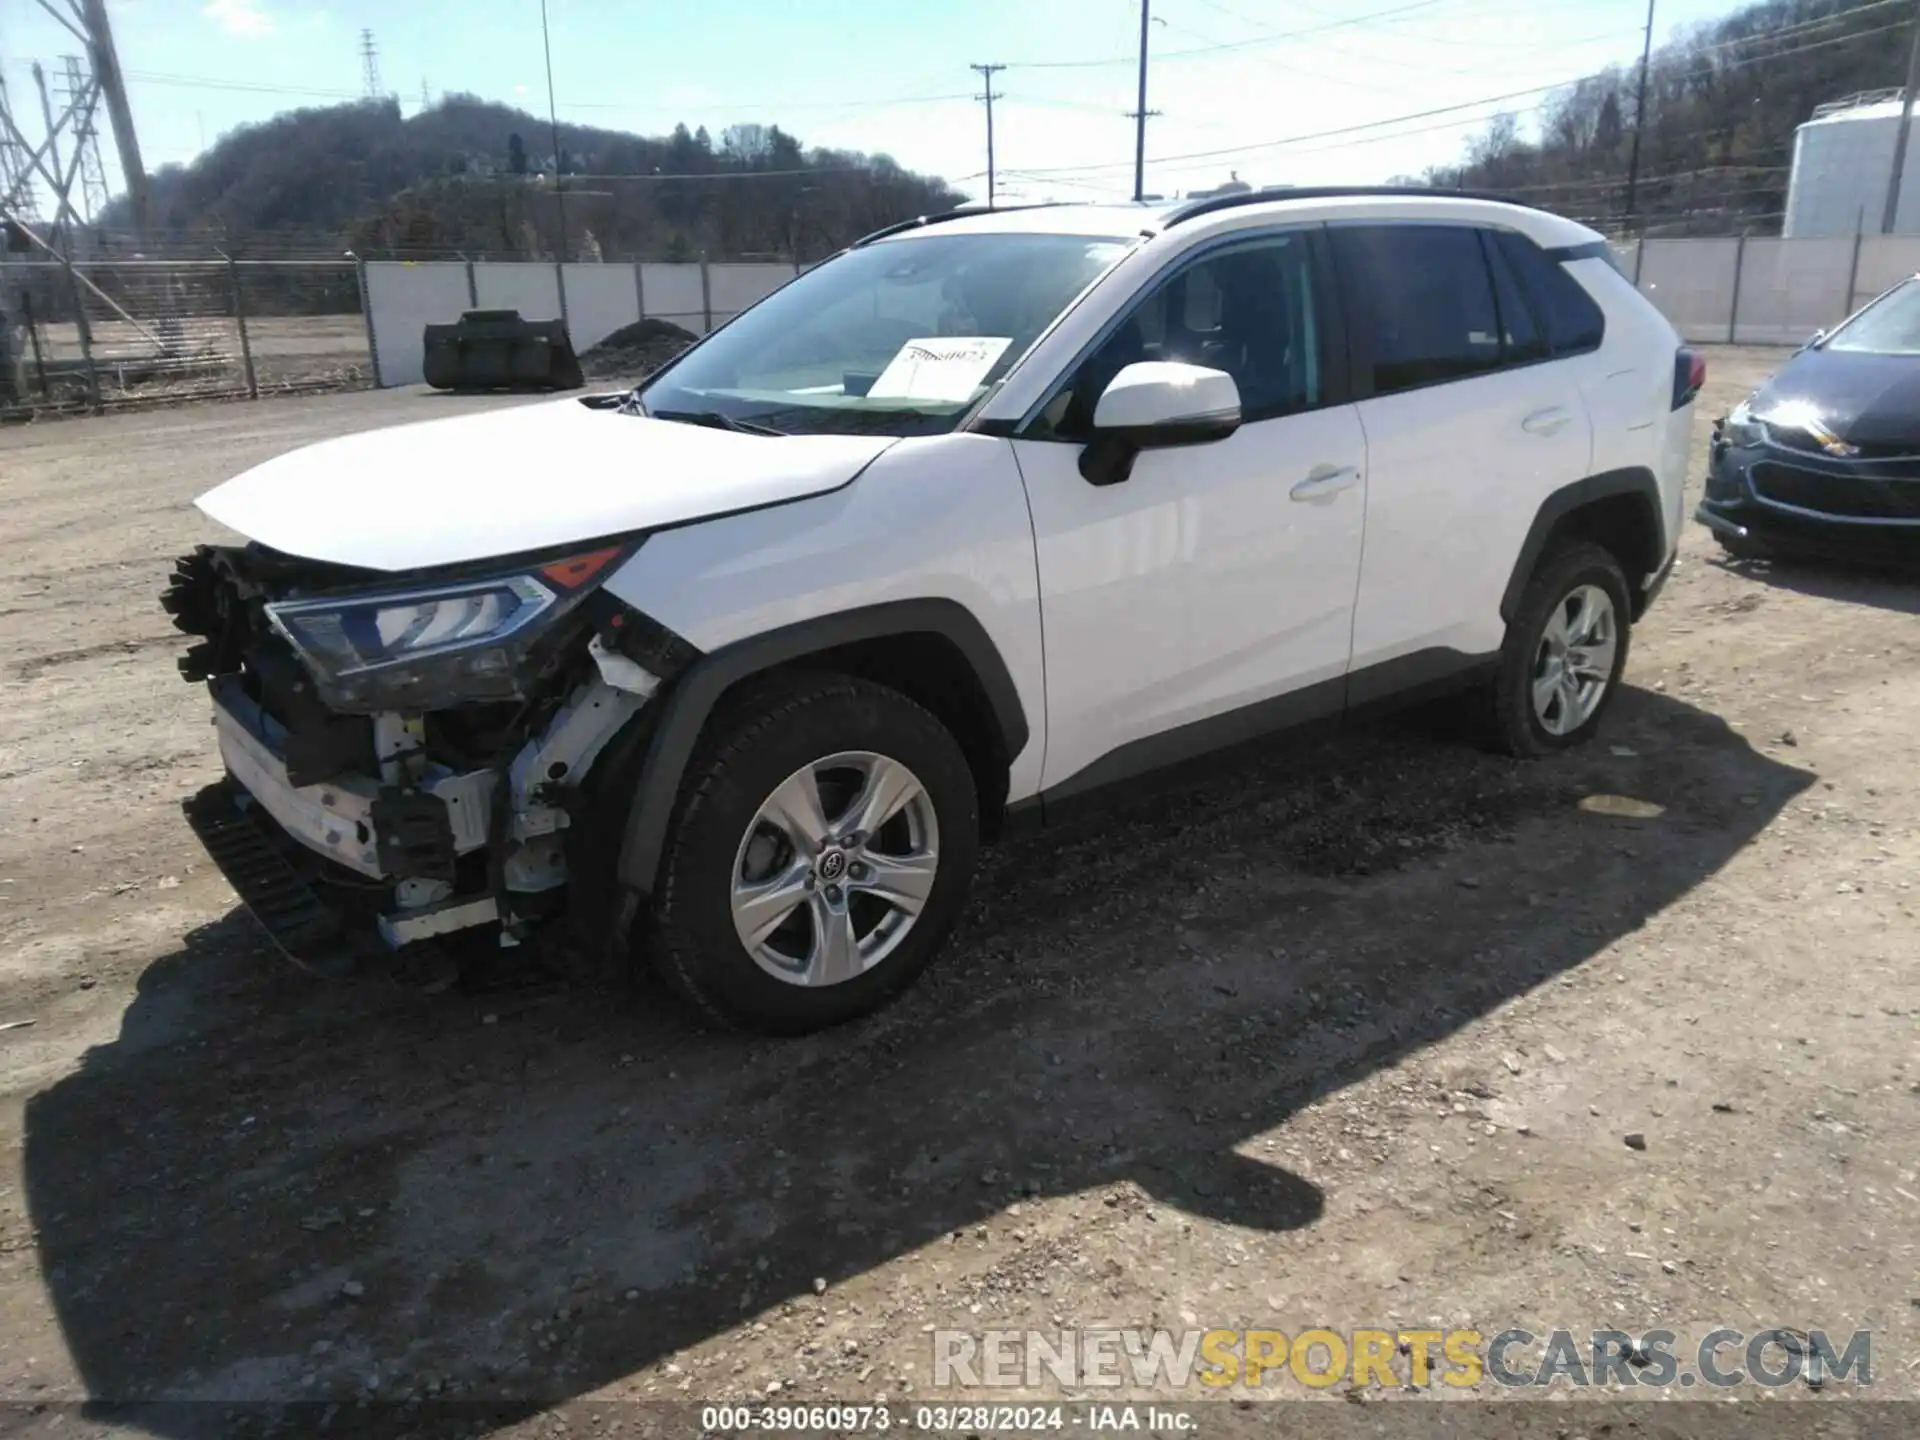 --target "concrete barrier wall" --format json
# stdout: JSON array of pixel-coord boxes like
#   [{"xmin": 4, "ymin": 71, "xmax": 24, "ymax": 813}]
[
  {"xmin": 1636, "ymin": 238, "xmax": 1742, "ymax": 343},
  {"xmin": 1847, "ymin": 235, "xmax": 1920, "ymax": 312},
  {"xmin": 559, "ymin": 263, "xmax": 640, "ymax": 353},
  {"xmin": 1732, "ymin": 237, "xmax": 1854, "ymax": 346},
  {"xmin": 472, "ymin": 262, "xmax": 560, "ymax": 325},
  {"xmin": 364, "ymin": 261, "xmax": 469, "ymax": 388},
  {"xmin": 366, "ymin": 238, "xmax": 1920, "ymax": 389},
  {"xmin": 363, "ymin": 259, "xmax": 798, "ymax": 386},
  {"xmin": 708, "ymin": 262, "xmax": 799, "ymax": 326},
  {"xmin": 637, "ymin": 264, "xmax": 708, "ymax": 334}
]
